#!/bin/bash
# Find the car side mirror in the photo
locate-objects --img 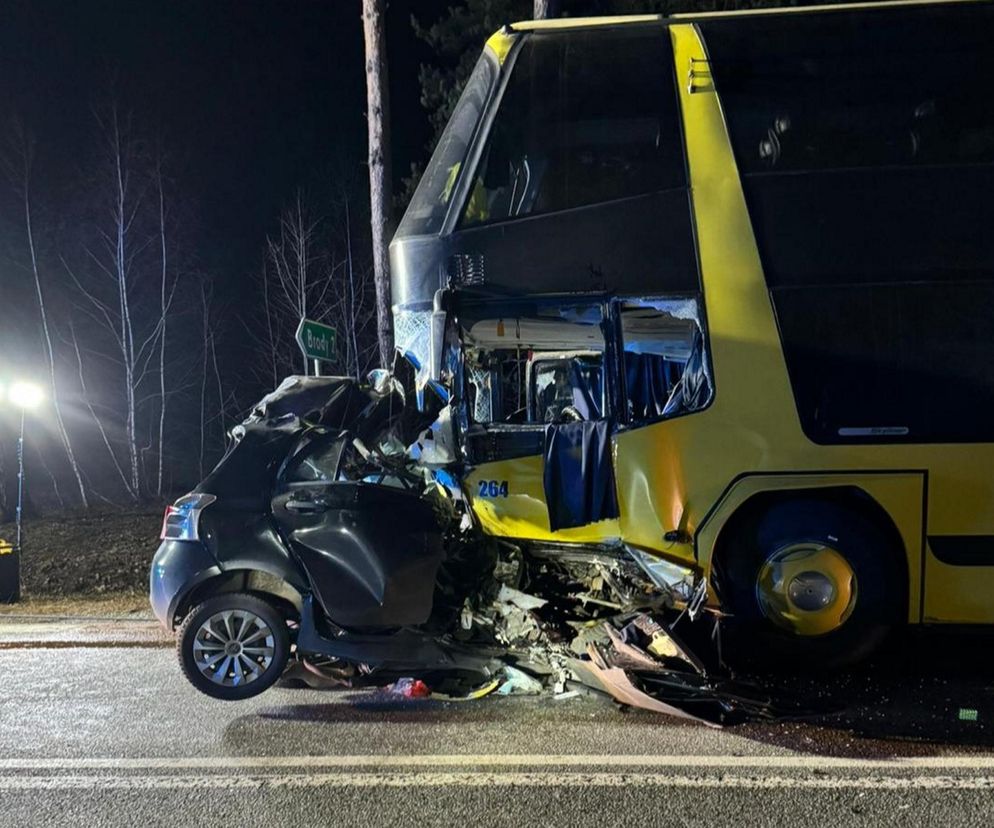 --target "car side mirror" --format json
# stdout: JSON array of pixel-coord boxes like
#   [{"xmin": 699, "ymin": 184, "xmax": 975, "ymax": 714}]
[{"xmin": 367, "ymin": 368, "xmax": 391, "ymax": 393}]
